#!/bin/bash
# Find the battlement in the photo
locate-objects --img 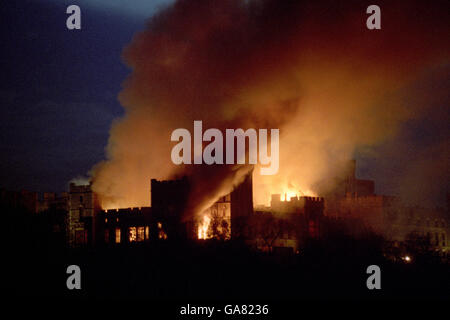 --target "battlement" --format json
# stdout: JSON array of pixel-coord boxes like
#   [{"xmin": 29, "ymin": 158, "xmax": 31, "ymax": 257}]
[
  {"xmin": 270, "ymin": 194, "xmax": 324, "ymax": 215},
  {"xmin": 301, "ymin": 196, "xmax": 324, "ymax": 202},
  {"xmin": 69, "ymin": 182, "xmax": 94, "ymax": 193},
  {"xmin": 103, "ymin": 207, "xmax": 151, "ymax": 215},
  {"xmin": 271, "ymin": 194, "xmax": 324, "ymax": 204}
]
